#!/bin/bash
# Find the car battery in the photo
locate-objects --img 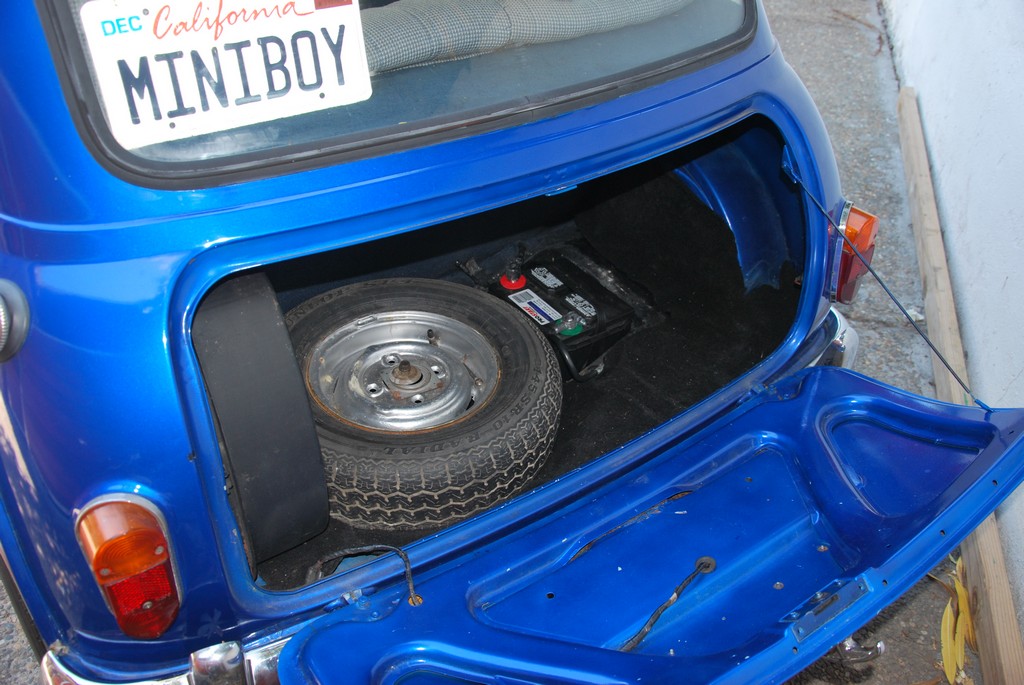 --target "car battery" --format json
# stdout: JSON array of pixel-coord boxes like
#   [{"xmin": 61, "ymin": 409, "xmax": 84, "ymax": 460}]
[{"xmin": 490, "ymin": 247, "xmax": 641, "ymax": 379}]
